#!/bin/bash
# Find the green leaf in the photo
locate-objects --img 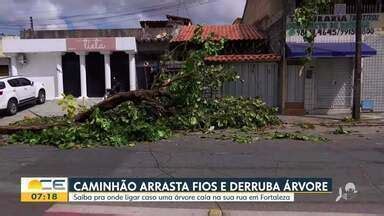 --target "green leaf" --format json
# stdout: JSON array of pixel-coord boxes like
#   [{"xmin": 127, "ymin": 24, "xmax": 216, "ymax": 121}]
[{"xmin": 190, "ymin": 117, "xmax": 198, "ymax": 126}]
